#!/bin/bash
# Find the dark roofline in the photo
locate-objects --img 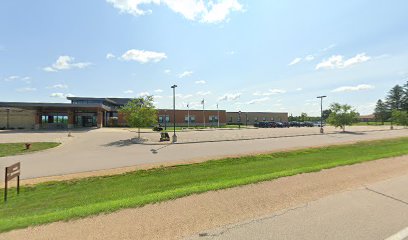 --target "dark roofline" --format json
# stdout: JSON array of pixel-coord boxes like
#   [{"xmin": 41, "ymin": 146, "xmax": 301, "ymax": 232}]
[{"xmin": 0, "ymin": 102, "xmax": 112, "ymax": 111}]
